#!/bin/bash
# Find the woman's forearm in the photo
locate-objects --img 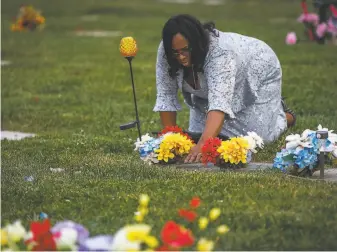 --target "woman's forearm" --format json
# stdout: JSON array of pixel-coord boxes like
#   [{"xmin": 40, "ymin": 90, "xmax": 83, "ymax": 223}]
[
  {"xmin": 160, "ymin": 111, "xmax": 177, "ymax": 127},
  {"xmin": 199, "ymin": 110, "xmax": 225, "ymax": 144}
]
